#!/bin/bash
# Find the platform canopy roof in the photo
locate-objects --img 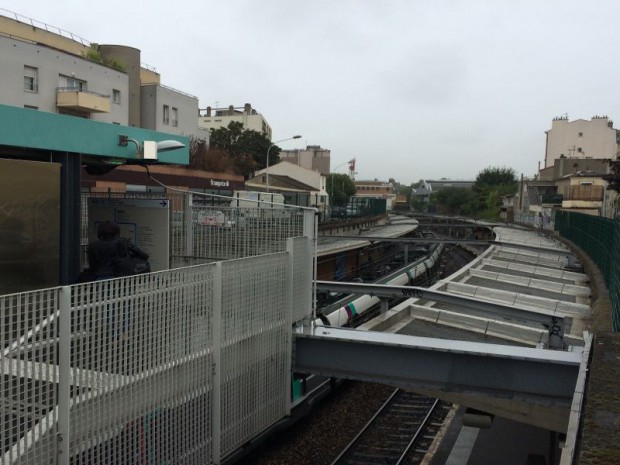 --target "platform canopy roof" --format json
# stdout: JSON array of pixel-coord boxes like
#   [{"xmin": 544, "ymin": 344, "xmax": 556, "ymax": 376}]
[{"xmin": 0, "ymin": 104, "xmax": 189, "ymax": 165}]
